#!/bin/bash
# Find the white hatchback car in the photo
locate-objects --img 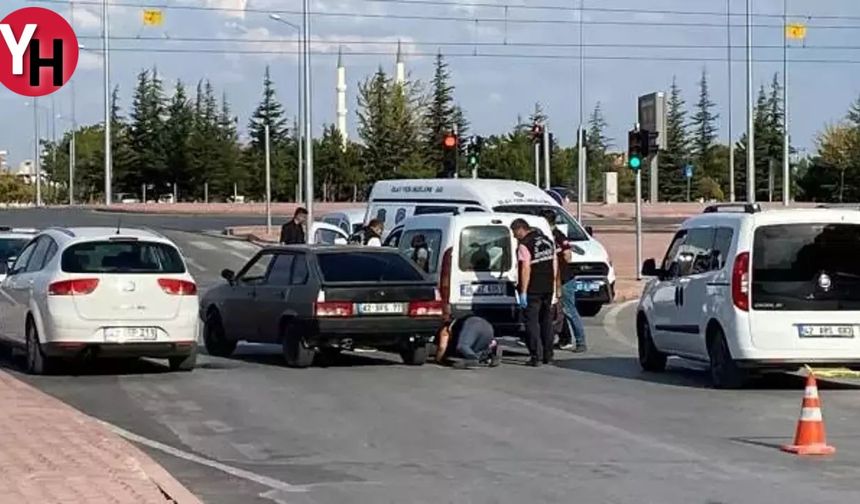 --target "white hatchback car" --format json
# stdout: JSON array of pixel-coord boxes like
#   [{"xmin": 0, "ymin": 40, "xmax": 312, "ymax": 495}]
[
  {"xmin": 637, "ymin": 204, "xmax": 860, "ymax": 388},
  {"xmin": 0, "ymin": 227, "xmax": 199, "ymax": 374}
]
